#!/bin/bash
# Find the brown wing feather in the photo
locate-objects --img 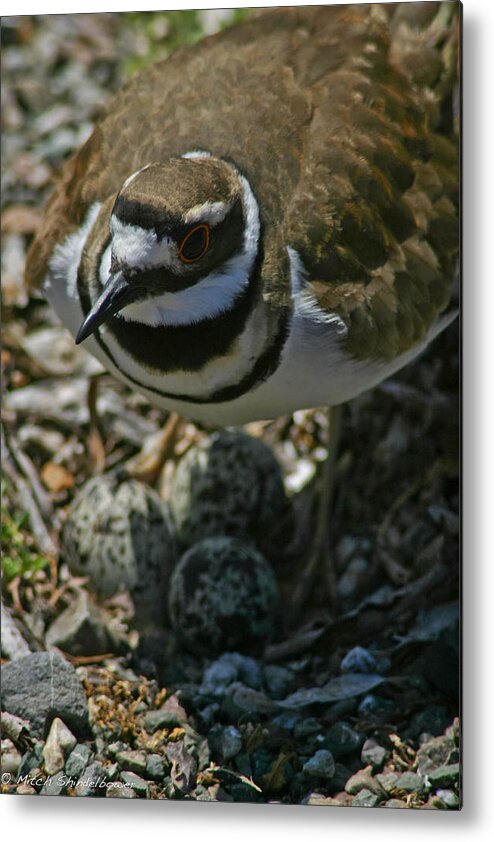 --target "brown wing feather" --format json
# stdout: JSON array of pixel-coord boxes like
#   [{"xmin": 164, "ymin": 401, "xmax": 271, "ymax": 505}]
[{"xmin": 284, "ymin": 2, "xmax": 460, "ymax": 360}]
